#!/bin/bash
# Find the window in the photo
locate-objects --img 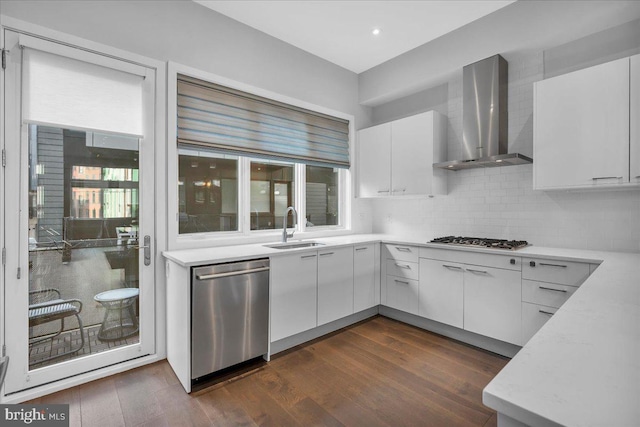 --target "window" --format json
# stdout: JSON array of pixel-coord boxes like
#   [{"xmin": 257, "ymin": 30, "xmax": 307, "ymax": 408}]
[
  {"xmin": 174, "ymin": 73, "xmax": 350, "ymax": 238},
  {"xmin": 250, "ymin": 160, "xmax": 295, "ymax": 230},
  {"xmin": 178, "ymin": 147, "xmax": 238, "ymax": 234},
  {"xmin": 70, "ymin": 163, "xmax": 139, "ymax": 219},
  {"xmin": 305, "ymin": 165, "xmax": 339, "ymax": 227}
]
